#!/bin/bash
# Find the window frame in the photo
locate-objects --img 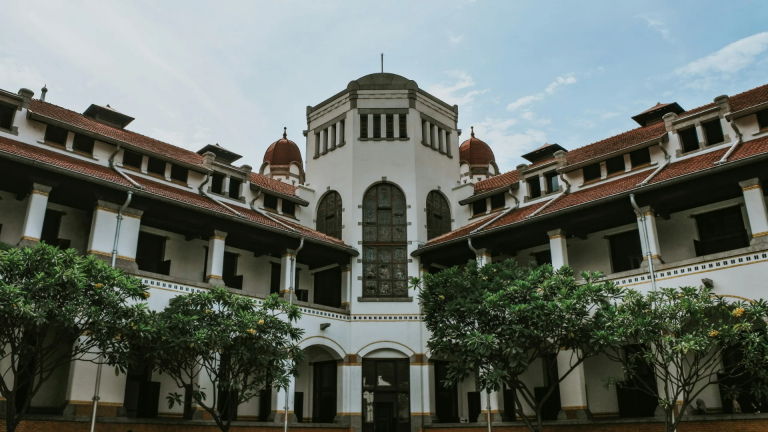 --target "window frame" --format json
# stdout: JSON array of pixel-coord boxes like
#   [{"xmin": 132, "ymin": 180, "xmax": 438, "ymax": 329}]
[
  {"xmin": 527, "ymin": 176, "xmax": 542, "ymax": 199},
  {"xmin": 605, "ymin": 155, "xmax": 626, "ymax": 175},
  {"xmin": 472, "ymin": 199, "xmax": 487, "ymax": 216},
  {"xmin": 122, "ymin": 149, "xmax": 143, "ymax": 169},
  {"xmin": 361, "ymin": 184, "xmax": 408, "ymax": 298},
  {"xmin": 490, "ymin": 192, "xmax": 506, "ymax": 210},
  {"xmin": 282, "ymin": 199, "xmax": 296, "ymax": 217},
  {"xmin": 426, "ymin": 190, "xmax": 451, "ymax": 240},
  {"xmin": 582, "ymin": 163, "xmax": 601, "ymax": 182},
  {"xmin": 170, "ymin": 164, "xmax": 188, "ymax": 183},
  {"xmin": 756, "ymin": 108, "xmax": 768, "ymax": 131},
  {"xmin": 316, "ymin": 191, "xmax": 342, "ymax": 240},
  {"xmin": 44, "ymin": 124, "xmax": 68, "ymax": 147},
  {"xmin": 0, "ymin": 101, "xmax": 15, "ymax": 131},
  {"xmin": 146, "ymin": 157, "xmax": 167, "ymax": 177},
  {"xmin": 702, "ymin": 118, "xmax": 725, "ymax": 146},
  {"xmin": 360, "ymin": 115, "xmax": 368, "ymax": 139},
  {"xmin": 629, "ymin": 147, "xmax": 651, "ymax": 168},
  {"xmin": 678, "ymin": 126, "xmax": 700, "ymax": 153},
  {"xmin": 544, "ymin": 171, "xmax": 559, "ymax": 193},
  {"xmin": 72, "ymin": 133, "xmax": 95, "ymax": 155},
  {"xmin": 264, "ymin": 194, "xmax": 279, "ymax": 211}
]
